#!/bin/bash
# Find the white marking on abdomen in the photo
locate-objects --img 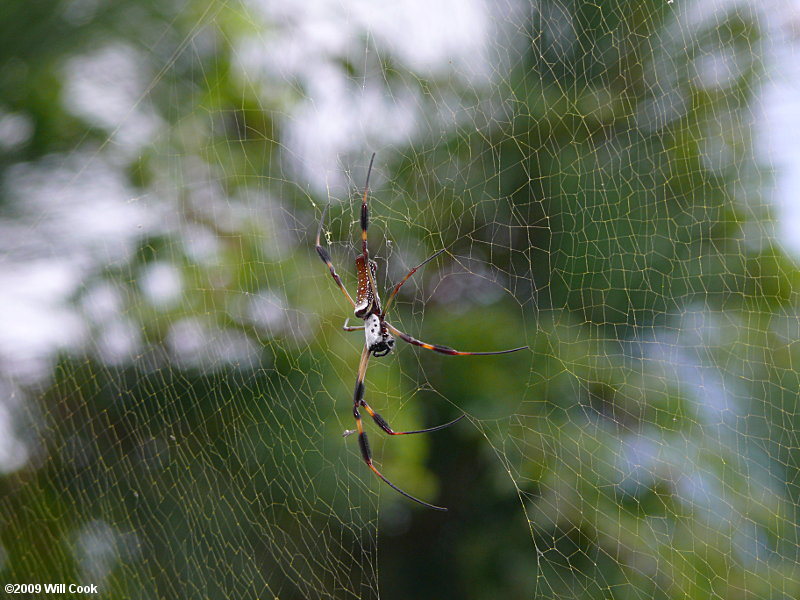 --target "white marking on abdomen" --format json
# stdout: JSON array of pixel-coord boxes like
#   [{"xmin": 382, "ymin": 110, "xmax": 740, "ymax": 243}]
[{"xmin": 364, "ymin": 314, "xmax": 382, "ymax": 348}]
